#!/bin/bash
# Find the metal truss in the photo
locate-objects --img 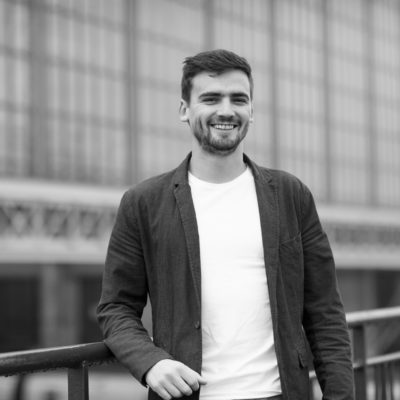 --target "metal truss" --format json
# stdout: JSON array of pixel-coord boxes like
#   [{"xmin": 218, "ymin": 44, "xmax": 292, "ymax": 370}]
[
  {"xmin": 0, "ymin": 180, "xmax": 400, "ymax": 267},
  {"xmin": 0, "ymin": 180, "xmax": 121, "ymax": 263}
]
